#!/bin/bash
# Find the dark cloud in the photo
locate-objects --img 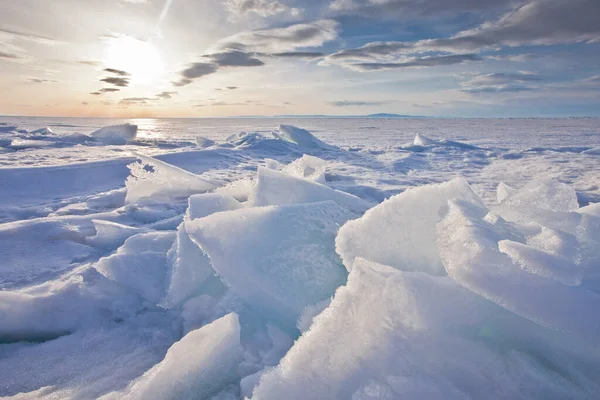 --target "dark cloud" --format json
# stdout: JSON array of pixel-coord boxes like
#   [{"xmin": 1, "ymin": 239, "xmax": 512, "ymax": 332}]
[
  {"xmin": 27, "ymin": 77, "xmax": 58, "ymax": 84},
  {"xmin": 100, "ymin": 88, "xmax": 121, "ymax": 93},
  {"xmin": 78, "ymin": 60, "xmax": 102, "ymax": 66},
  {"xmin": 81, "ymin": 102, "xmax": 88, "ymax": 105},
  {"xmin": 104, "ymin": 68, "xmax": 130, "ymax": 76},
  {"xmin": 227, "ymin": 86, "xmax": 238, "ymax": 90},
  {"xmin": 329, "ymin": 0, "xmax": 515, "ymax": 18},
  {"xmin": 329, "ymin": 100, "xmax": 391, "ymax": 106},
  {"xmin": 0, "ymin": 51, "xmax": 21, "ymax": 60},
  {"xmin": 156, "ymin": 91, "xmax": 178, "ymax": 99},
  {"xmin": 173, "ymin": 20, "xmax": 339, "ymax": 86},
  {"xmin": 203, "ymin": 50, "xmax": 265, "ymax": 67},
  {"xmin": 90, "ymin": 92, "xmax": 101, "ymax": 95},
  {"xmin": 174, "ymin": 63, "xmax": 218, "ymax": 86},
  {"xmin": 271, "ymin": 51, "xmax": 325, "ymax": 59},
  {"xmin": 0, "ymin": 28, "xmax": 63, "ymax": 45},
  {"xmin": 349, "ymin": 54, "xmax": 481, "ymax": 71},
  {"xmin": 416, "ymin": 0, "xmax": 600, "ymax": 53},
  {"xmin": 100, "ymin": 77, "xmax": 130, "ymax": 87}
]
